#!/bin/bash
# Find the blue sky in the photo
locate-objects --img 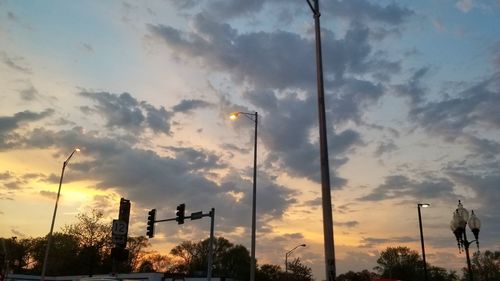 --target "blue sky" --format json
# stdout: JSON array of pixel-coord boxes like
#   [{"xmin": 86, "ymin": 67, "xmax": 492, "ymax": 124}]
[{"xmin": 1, "ymin": 0, "xmax": 499, "ymax": 279}]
